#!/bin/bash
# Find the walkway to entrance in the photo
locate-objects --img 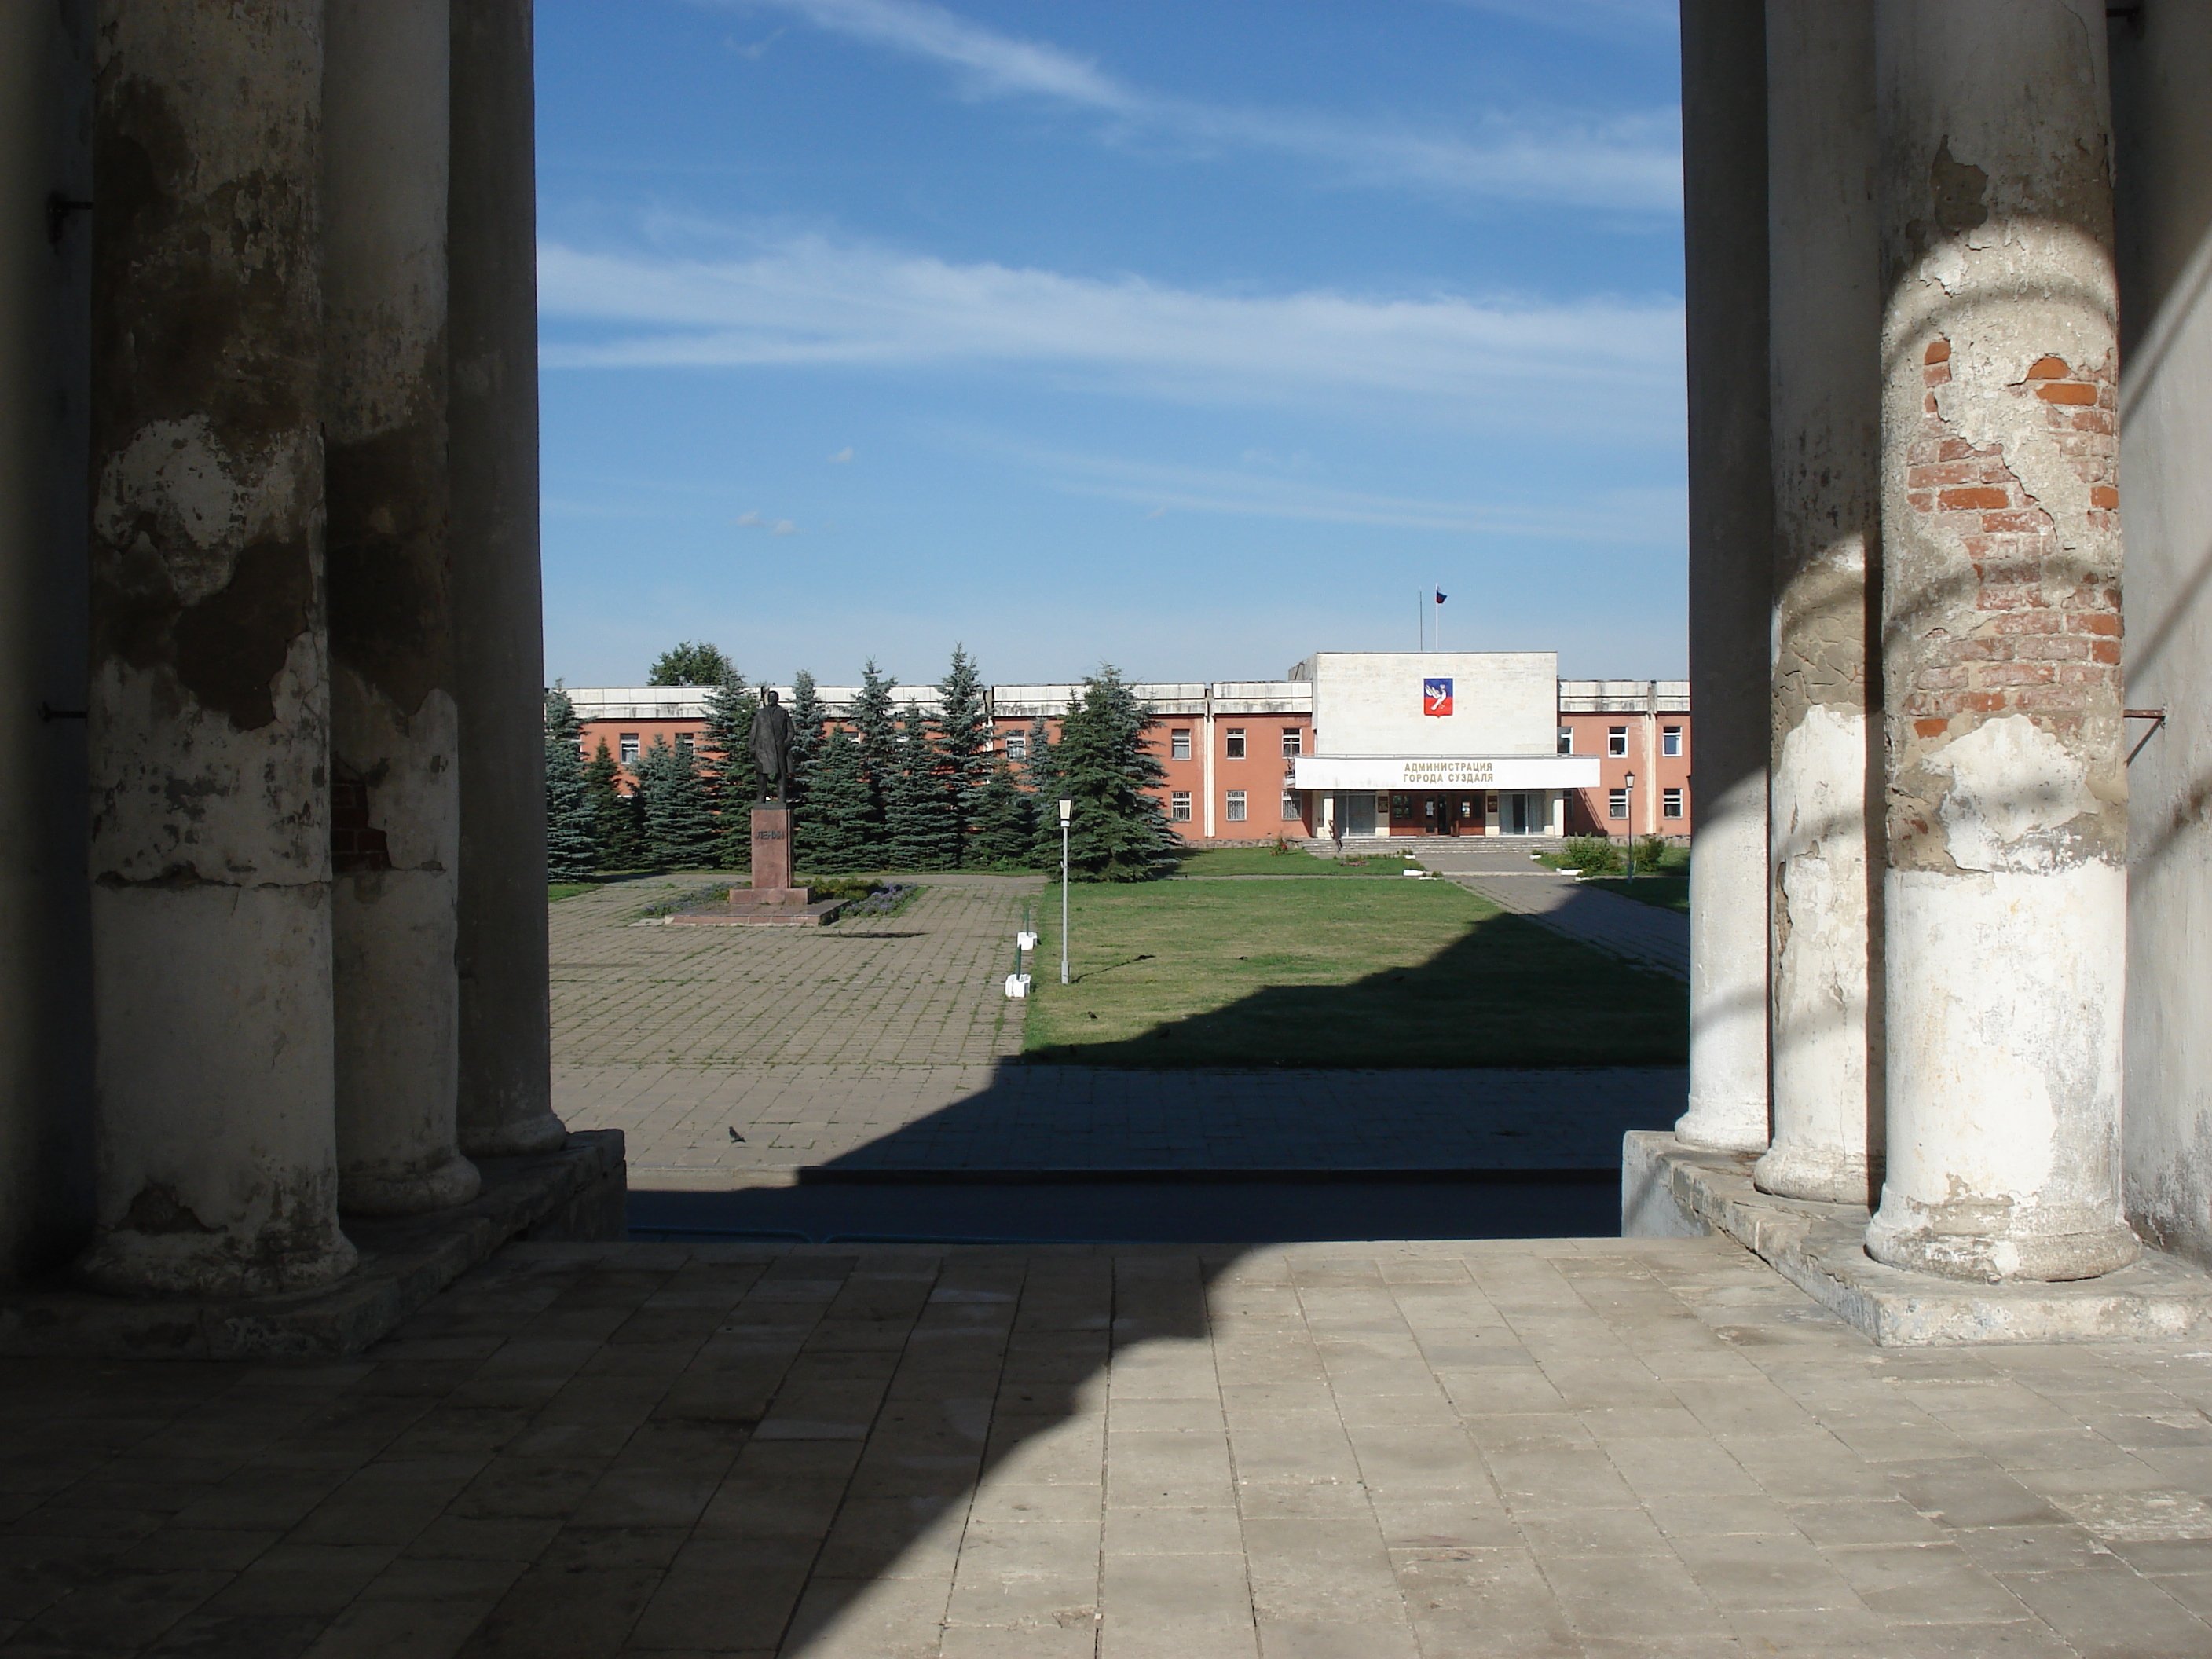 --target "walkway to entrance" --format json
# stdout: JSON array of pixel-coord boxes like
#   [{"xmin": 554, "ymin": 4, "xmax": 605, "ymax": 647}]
[
  {"xmin": 5, "ymin": 1235, "xmax": 2208, "ymax": 1656},
  {"xmin": 1413, "ymin": 844, "xmax": 1691, "ymax": 981}
]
